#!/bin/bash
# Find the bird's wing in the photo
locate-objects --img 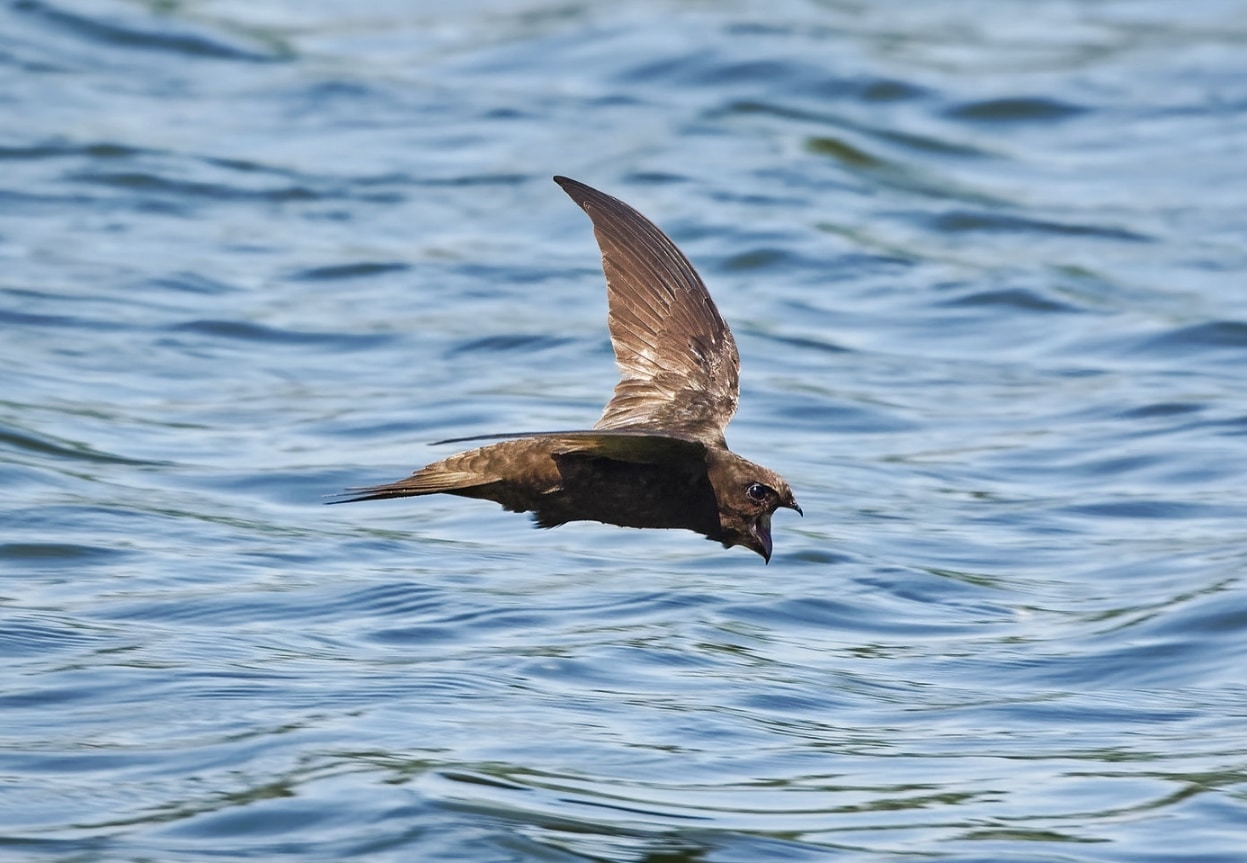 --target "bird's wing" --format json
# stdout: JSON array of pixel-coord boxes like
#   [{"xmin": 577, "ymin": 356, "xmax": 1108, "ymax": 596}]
[
  {"xmin": 555, "ymin": 176, "xmax": 740, "ymax": 447},
  {"xmin": 433, "ymin": 428, "xmax": 707, "ymax": 464},
  {"xmin": 328, "ymin": 429, "xmax": 706, "ymax": 504}
]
